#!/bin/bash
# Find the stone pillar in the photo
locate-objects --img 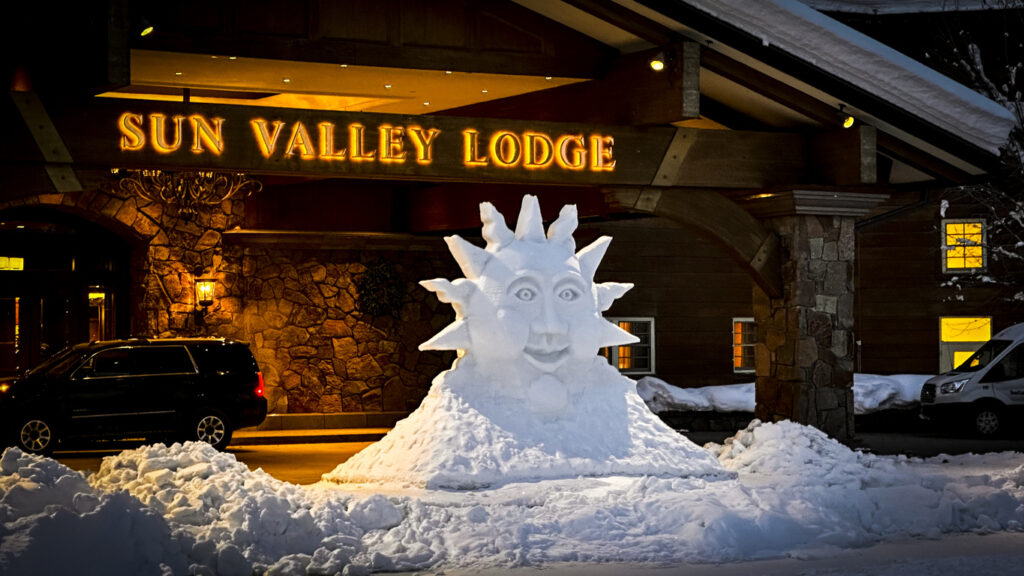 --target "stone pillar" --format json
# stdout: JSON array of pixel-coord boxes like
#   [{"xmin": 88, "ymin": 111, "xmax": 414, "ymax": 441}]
[{"xmin": 753, "ymin": 213, "xmax": 856, "ymax": 439}]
